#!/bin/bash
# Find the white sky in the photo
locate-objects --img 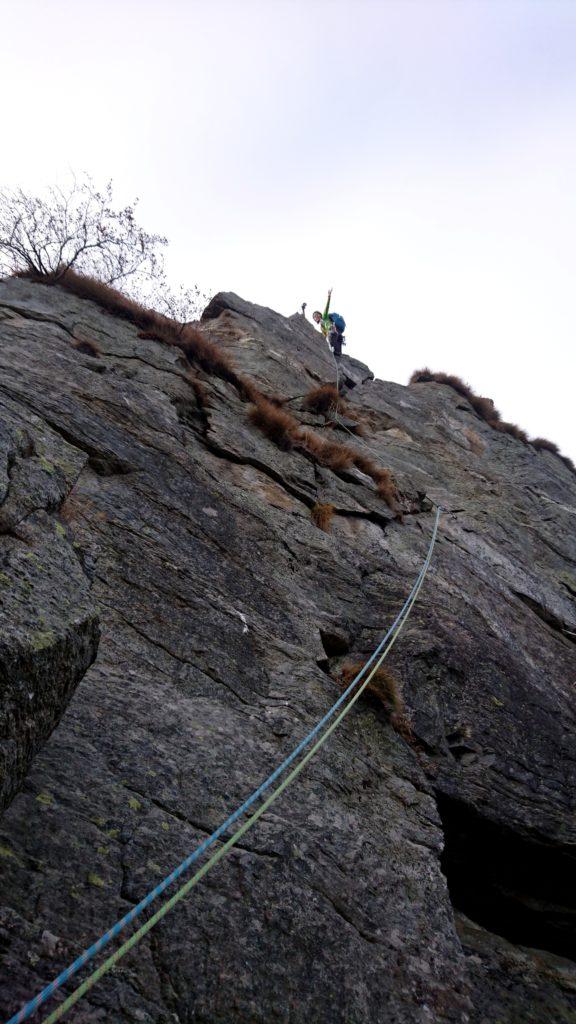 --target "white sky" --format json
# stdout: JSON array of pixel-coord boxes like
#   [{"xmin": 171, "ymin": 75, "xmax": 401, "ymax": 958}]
[{"xmin": 2, "ymin": 0, "xmax": 575, "ymax": 458}]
